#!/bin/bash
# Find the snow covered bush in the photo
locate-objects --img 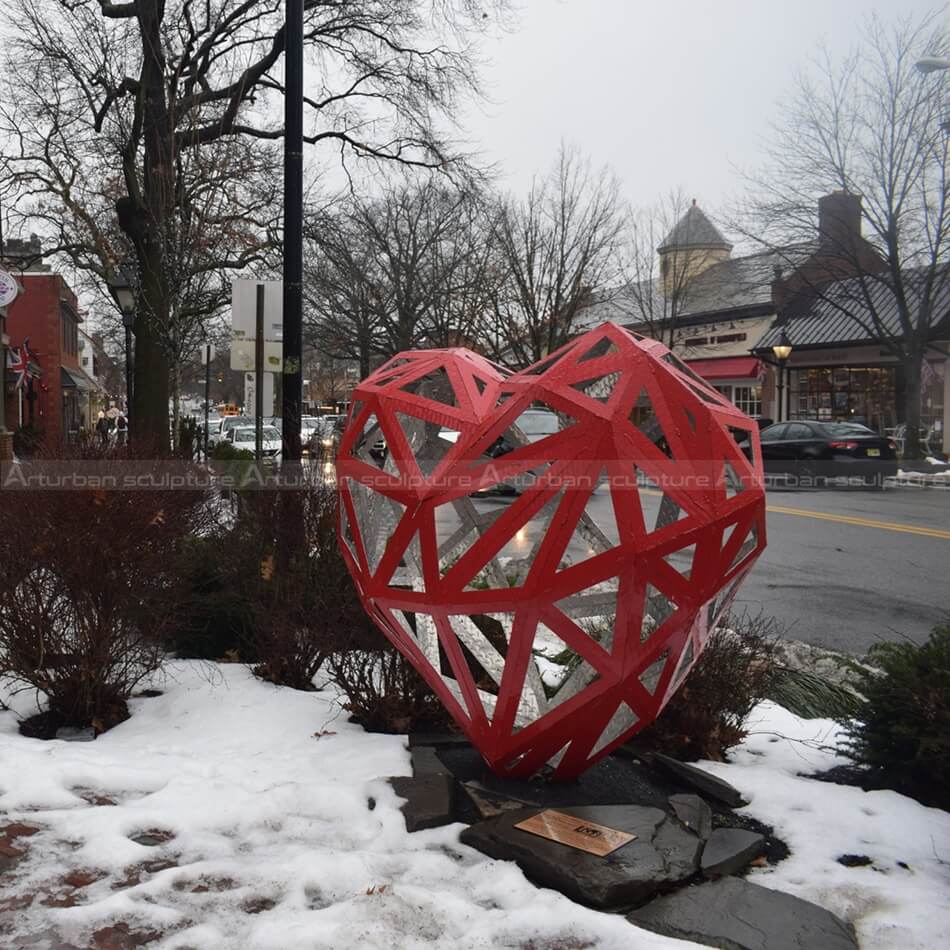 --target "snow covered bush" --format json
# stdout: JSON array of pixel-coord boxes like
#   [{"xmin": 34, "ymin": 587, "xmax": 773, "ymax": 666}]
[
  {"xmin": 0, "ymin": 450, "xmax": 213, "ymax": 735},
  {"xmin": 842, "ymin": 624, "xmax": 950, "ymax": 810}
]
